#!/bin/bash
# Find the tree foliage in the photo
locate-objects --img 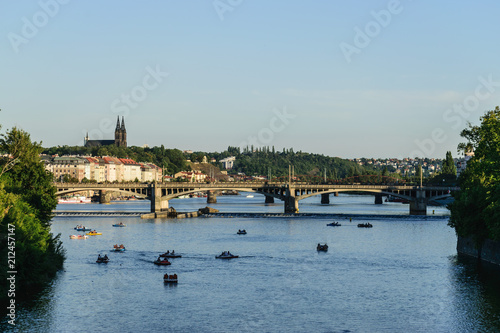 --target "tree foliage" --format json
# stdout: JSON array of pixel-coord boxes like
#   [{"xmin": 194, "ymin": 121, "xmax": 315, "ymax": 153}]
[
  {"xmin": 0, "ymin": 127, "xmax": 65, "ymax": 305},
  {"xmin": 449, "ymin": 107, "xmax": 500, "ymax": 242}
]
